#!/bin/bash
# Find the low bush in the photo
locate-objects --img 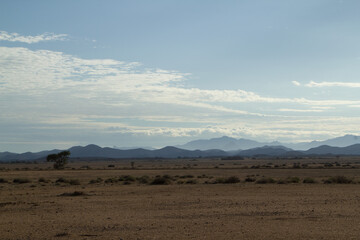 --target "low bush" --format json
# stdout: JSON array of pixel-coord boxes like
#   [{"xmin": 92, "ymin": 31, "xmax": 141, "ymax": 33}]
[
  {"xmin": 244, "ymin": 177, "xmax": 256, "ymax": 182},
  {"xmin": 256, "ymin": 177, "xmax": 276, "ymax": 184},
  {"xmin": 104, "ymin": 177, "xmax": 118, "ymax": 183},
  {"xmin": 185, "ymin": 179, "xmax": 198, "ymax": 184},
  {"xmin": 89, "ymin": 177, "xmax": 103, "ymax": 184},
  {"xmin": 13, "ymin": 178, "xmax": 31, "ymax": 184},
  {"xmin": 136, "ymin": 175, "xmax": 150, "ymax": 184},
  {"xmin": 69, "ymin": 179, "xmax": 80, "ymax": 185},
  {"xmin": 179, "ymin": 174, "xmax": 194, "ymax": 179},
  {"xmin": 59, "ymin": 191, "xmax": 86, "ymax": 197},
  {"xmin": 151, "ymin": 176, "xmax": 171, "ymax": 185},
  {"xmin": 119, "ymin": 175, "xmax": 136, "ymax": 182},
  {"xmin": 323, "ymin": 176, "xmax": 353, "ymax": 184},
  {"xmin": 224, "ymin": 176, "xmax": 240, "ymax": 183},
  {"xmin": 0, "ymin": 178, "xmax": 8, "ymax": 183},
  {"xmin": 303, "ymin": 177, "xmax": 316, "ymax": 184},
  {"xmin": 286, "ymin": 176, "xmax": 300, "ymax": 183},
  {"xmin": 214, "ymin": 176, "xmax": 240, "ymax": 184},
  {"xmin": 56, "ymin": 177, "xmax": 68, "ymax": 183},
  {"xmin": 38, "ymin": 177, "xmax": 48, "ymax": 183}
]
